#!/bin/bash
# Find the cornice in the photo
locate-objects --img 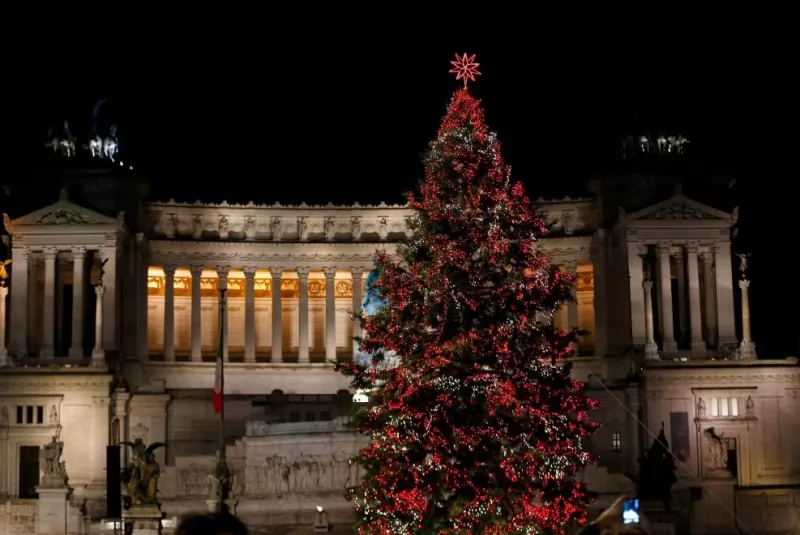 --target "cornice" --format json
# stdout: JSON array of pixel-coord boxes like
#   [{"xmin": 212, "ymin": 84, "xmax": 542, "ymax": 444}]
[
  {"xmin": 0, "ymin": 377, "xmax": 111, "ymax": 392},
  {"xmin": 646, "ymin": 372, "xmax": 798, "ymax": 384},
  {"xmin": 147, "ymin": 241, "xmax": 390, "ymax": 264}
]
